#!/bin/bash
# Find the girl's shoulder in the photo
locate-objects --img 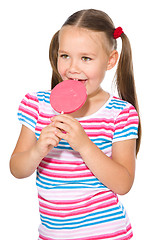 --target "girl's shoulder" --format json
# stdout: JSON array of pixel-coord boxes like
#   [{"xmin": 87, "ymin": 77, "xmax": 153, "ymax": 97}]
[
  {"xmin": 36, "ymin": 90, "xmax": 51, "ymax": 104},
  {"xmin": 20, "ymin": 90, "xmax": 51, "ymax": 102},
  {"xmin": 103, "ymin": 95, "xmax": 139, "ymax": 124},
  {"xmin": 108, "ymin": 95, "xmax": 130, "ymax": 109},
  {"xmin": 107, "ymin": 95, "xmax": 137, "ymax": 114},
  {"xmin": 21, "ymin": 90, "xmax": 52, "ymax": 108},
  {"xmin": 106, "ymin": 96, "xmax": 139, "ymax": 143},
  {"xmin": 17, "ymin": 90, "xmax": 53, "ymax": 134}
]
